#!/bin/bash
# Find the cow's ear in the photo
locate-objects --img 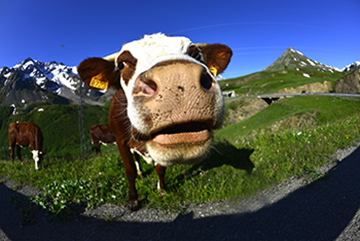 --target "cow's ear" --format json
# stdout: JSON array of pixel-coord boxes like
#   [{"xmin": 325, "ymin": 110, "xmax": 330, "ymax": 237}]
[
  {"xmin": 201, "ymin": 44, "xmax": 232, "ymax": 77},
  {"xmin": 77, "ymin": 58, "xmax": 121, "ymax": 90}
]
